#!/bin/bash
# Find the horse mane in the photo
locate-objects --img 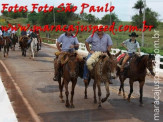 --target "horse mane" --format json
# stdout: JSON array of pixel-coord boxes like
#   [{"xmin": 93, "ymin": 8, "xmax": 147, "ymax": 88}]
[{"xmin": 136, "ymin": 55, "xmax": 146, "ymax": 63}]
